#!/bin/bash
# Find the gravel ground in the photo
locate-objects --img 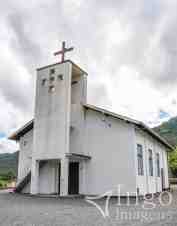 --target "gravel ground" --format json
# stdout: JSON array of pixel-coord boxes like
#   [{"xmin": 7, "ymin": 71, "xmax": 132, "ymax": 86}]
[{"xmin": 0, "ymin": 189, "xmax": 177, "ymax": 226}]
